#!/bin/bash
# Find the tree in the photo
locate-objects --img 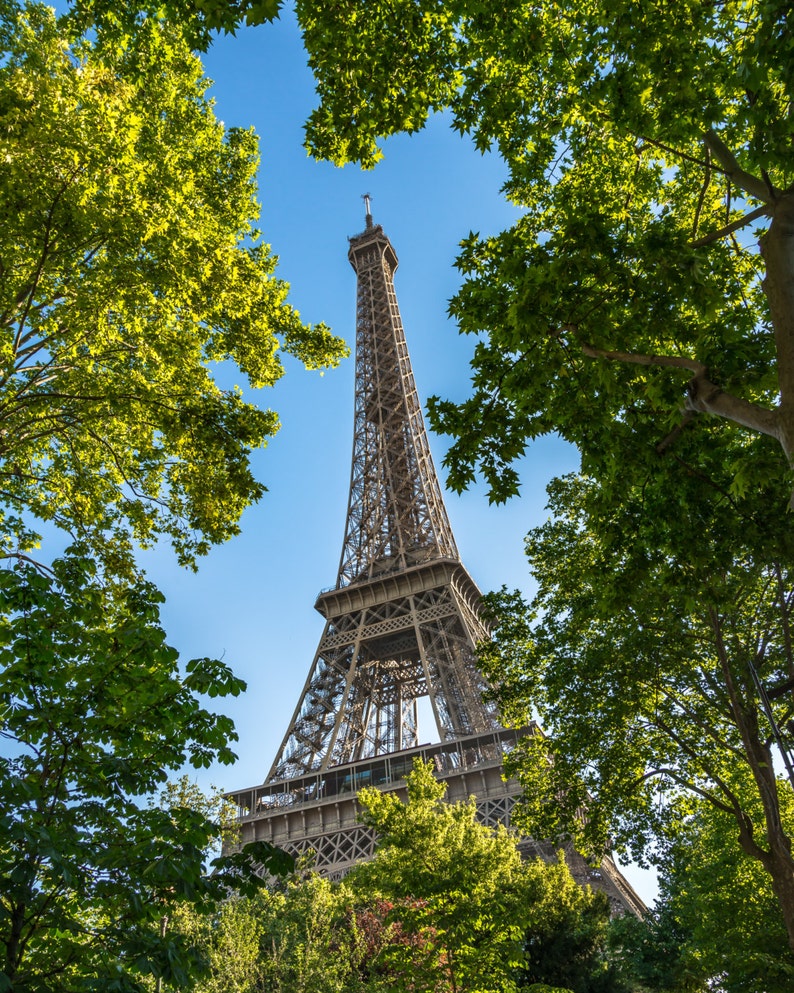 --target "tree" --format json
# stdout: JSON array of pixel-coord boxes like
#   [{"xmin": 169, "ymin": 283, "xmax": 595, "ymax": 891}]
[
  {"xmin": 647, "ymin": 797, "xmax": 794, "ymax": 993},
  {"xmin": 153, "ymin": 894, "xmax": 267, "ymax": 993},
  {"xmin": 67, "ymin": 0, "xmax": 282, "ymax": 53},
  {"xmin": 0, "ymin": 551, "xmax": 291, "ymax": 991},
  {"xmin": 135, "ymin": 853, "xmax": 357, "ymax": 993},
  {"xmin": 256, "ymin": 875, "xmax": 363, "ymax": 993},
  {"xmin": 0, "ymin": 1, "xmax": 346, "ymax": 574},
  {"xmin": 295, "ymin": 0, "xmax": 794, "ymax": 507},
  {"xmin": 610, "ymin": 794, "xmax": 794, "ymax": 993},
  {"xmin": 204, "ymin": 761, "xmax": 626, "ymax": 993},
  {"xmin": 519, "ymin": 894, "xmax": 627, "ymax": 993},
  {"xmin": 348, "ymin": 761, "xmax": 528, "ymax": 992},
  {"xmin": 346, "ymin": 760, "xmax": 623, "ymax": 993},
  {"xmin": 607, "ymin": 910, "xmax": 709, "ymax": 993},
  {"xmin": 477, "ymin": 470, "xmax": 794, "ymax": 951}
]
